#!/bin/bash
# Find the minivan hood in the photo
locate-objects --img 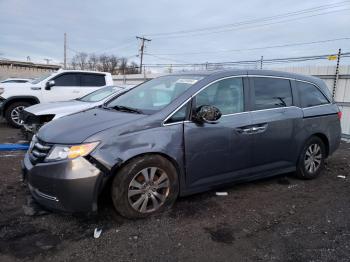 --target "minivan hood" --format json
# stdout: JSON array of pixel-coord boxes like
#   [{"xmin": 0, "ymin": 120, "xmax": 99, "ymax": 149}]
[
  {"xmin": 25, "ymin": 100, "xmax": 97, "ymax": 118},
  {"xmin": 37, "ymin": 108, "xmax": 145, "ymax": 144}
]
